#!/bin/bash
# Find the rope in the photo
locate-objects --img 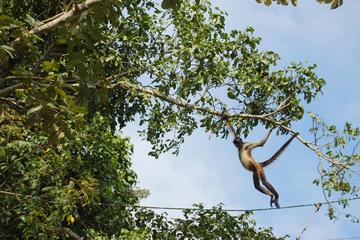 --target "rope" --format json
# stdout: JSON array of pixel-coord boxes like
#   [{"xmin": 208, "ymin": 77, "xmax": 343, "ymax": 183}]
[
  {"xmin": 322, "ymin": 237, "xmax": 360, "ymax": 240},
  {"xmin": 136, "ymin": 196, "xmax": 360, "ymax": 212}
]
